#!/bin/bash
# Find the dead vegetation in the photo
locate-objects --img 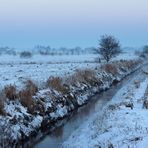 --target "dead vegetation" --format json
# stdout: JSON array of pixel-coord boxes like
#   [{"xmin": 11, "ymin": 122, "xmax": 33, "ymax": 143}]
[
  {"xmin": 19, "ymin": 80, "xmax": 38, "ymax": 113},
  {"xmin": 47, "ymin": 77, "xmax": 68, "ymax": 94},
  {"xmin": 19, "ymin": 90, "xmax": 35, "ymax": 113},
  {"xmin": 2, "ymin": 80, "xmax": 38, "ymax": 114},
  {"xmin": 102, "ymin": 63, "xmax": 118, "ymax": 75},
  {"xmin": 0, "ymin": 94, "xmax": 5, "ymax": 115},
  {"xmin": 67, "ymin": 69, "xmax": 97, "ymax": 86},
  {"xmin": 25, "ymin": 79, "xmax": 38, "ymax": 96},
  {"xmin": 4, "ymin": 85, "xmax": 17, "ymax": 100},
  {"xmin": 0, "ymin": 59, "xmax": 142, "ymax": 115},
  {"xmin": 122, "ymin": 60, "xmax": 140, "ymax": 69}
]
